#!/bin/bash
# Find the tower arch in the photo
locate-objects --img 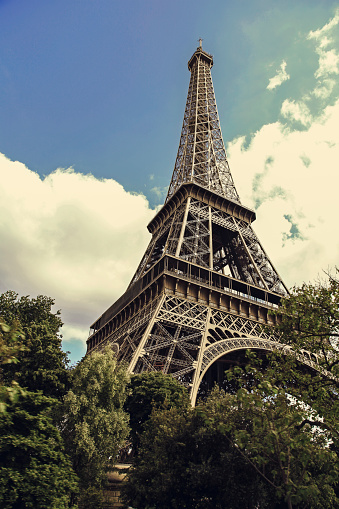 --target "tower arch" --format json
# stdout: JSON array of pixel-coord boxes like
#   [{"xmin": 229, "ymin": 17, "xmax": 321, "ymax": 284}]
[{"xmin": 191, "ymin": 337, "xmax": 280, "ymax": 406}]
